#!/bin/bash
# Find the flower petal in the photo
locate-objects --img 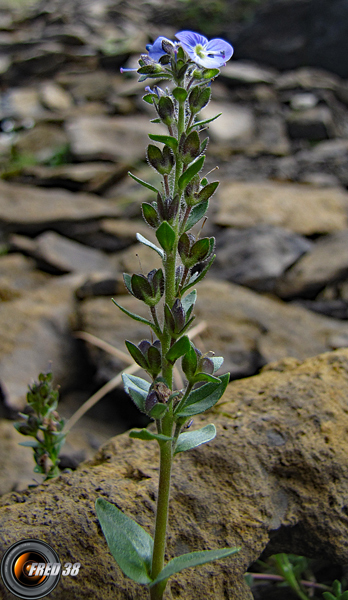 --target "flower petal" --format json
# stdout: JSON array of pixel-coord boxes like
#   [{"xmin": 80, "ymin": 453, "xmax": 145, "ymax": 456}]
[
  {"xmin": 146, "ymin": 36, "xmax": 172, "ymax": 61},
  {"xmin": 175, "ymin": 30, "xmax": 208, "ymax": 49},
  {"xmin": 205, "ymin": 38, "xmax": 234, "ymax": 65}
]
